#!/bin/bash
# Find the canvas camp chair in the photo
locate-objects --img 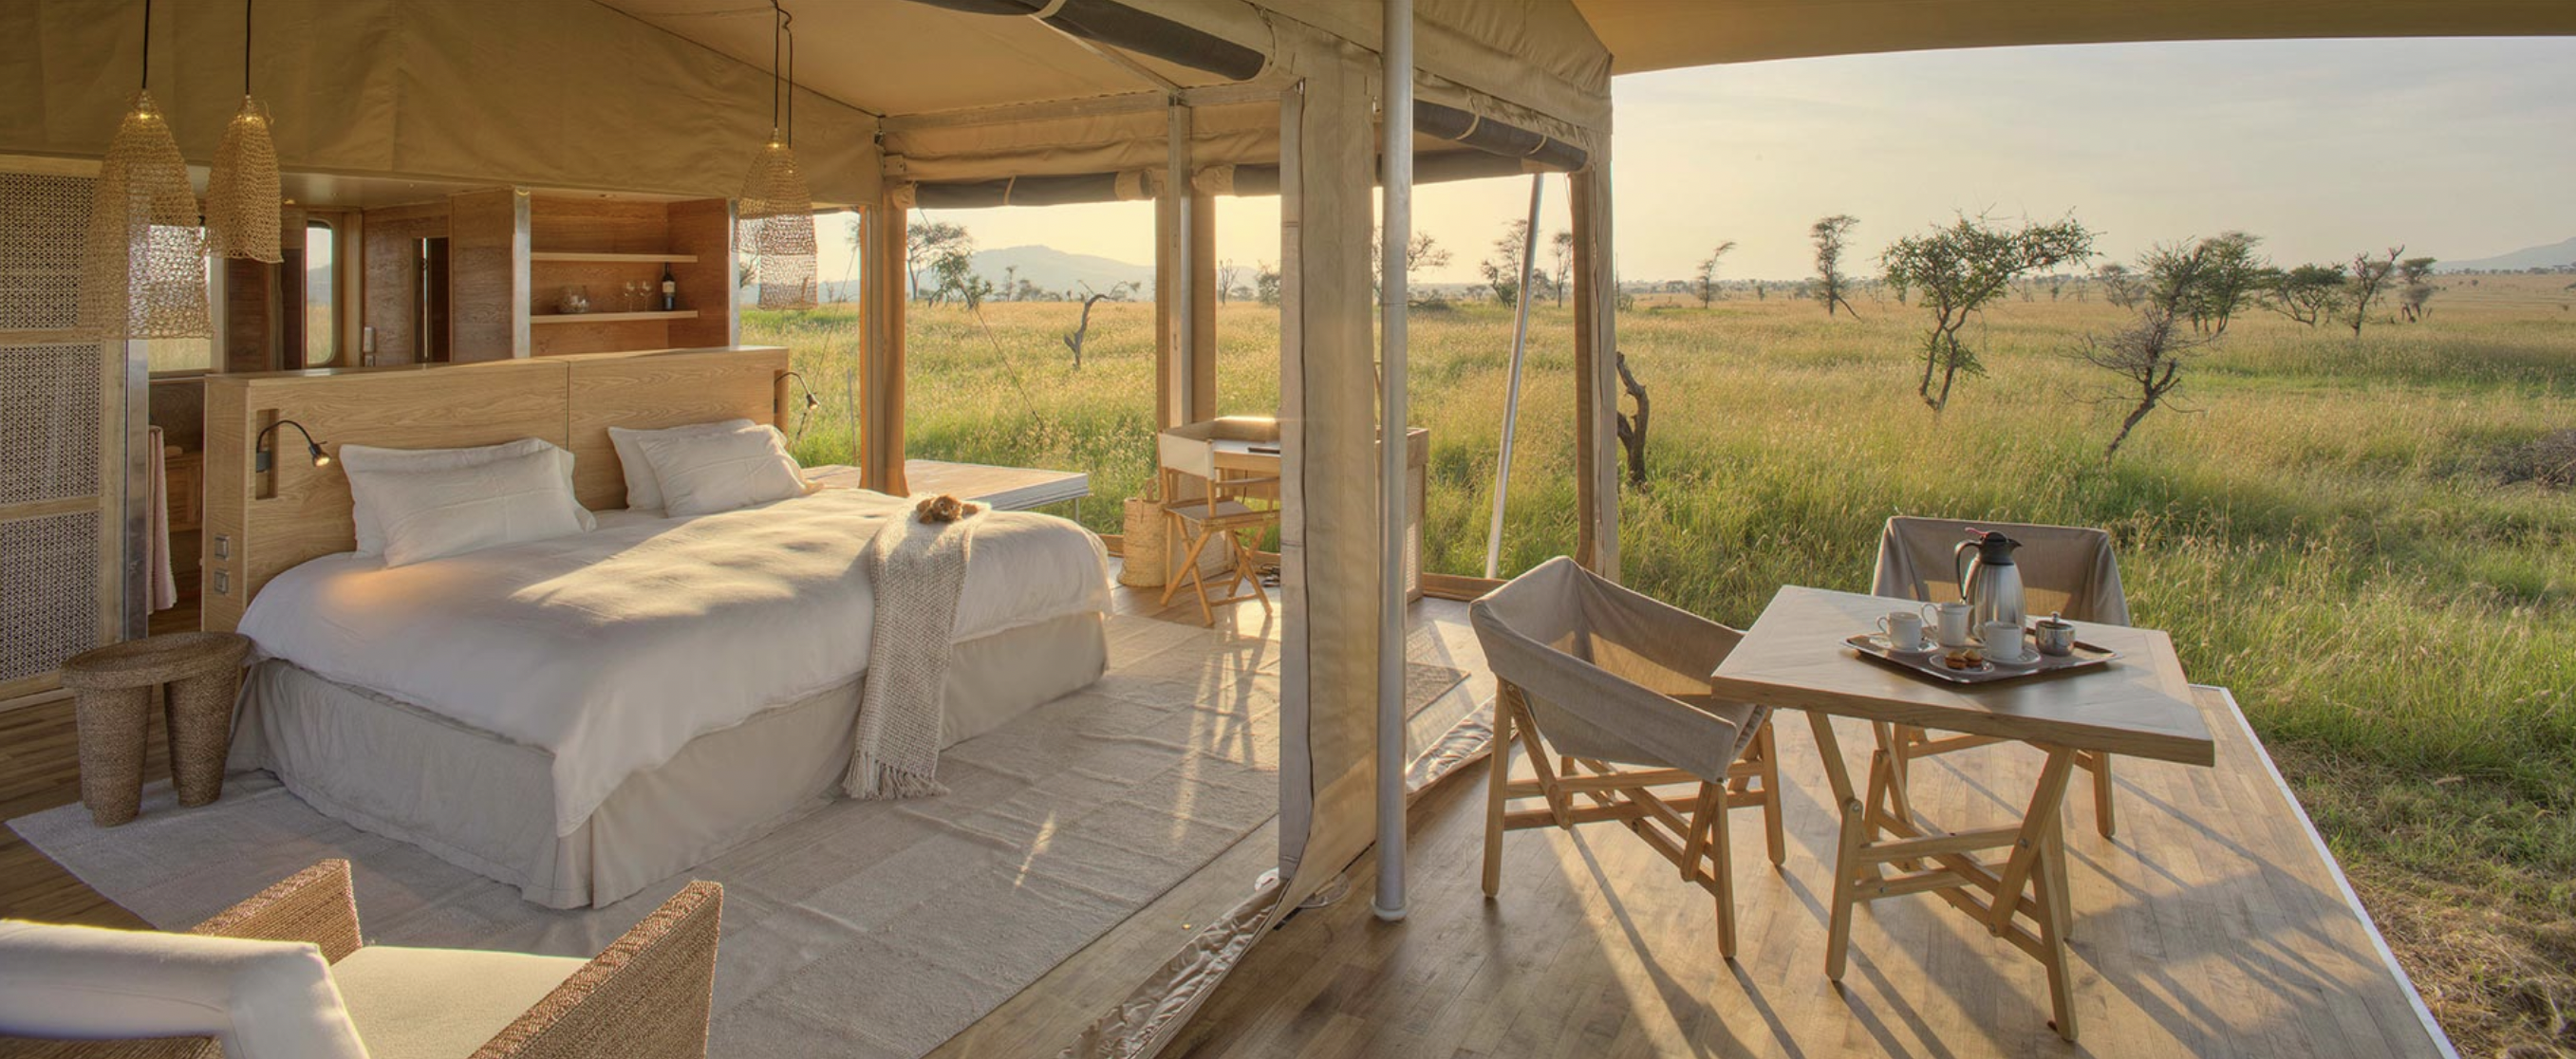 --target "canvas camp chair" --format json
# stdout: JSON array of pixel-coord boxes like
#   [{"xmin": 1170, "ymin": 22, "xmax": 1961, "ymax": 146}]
[
  {"xmin": 1873, "ymin": 515, "xmax": 2133, "ymax": 837},
  {"xmin": 1156, "ymin": 425, "xmax": 1279, "ymax": 624},
  {"xmin": 1469, "ymin": 557, "xmax": 1784, "ymax": 959}
]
